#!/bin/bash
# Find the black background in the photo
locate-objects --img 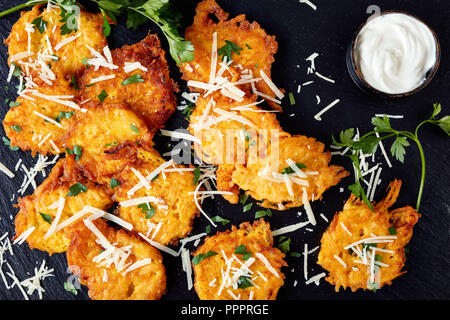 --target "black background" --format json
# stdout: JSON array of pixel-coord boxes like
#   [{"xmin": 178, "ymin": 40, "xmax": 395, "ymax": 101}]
[{"xmin": 0, "ymin": 0, "xmax": 448, "ymax": 300}]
